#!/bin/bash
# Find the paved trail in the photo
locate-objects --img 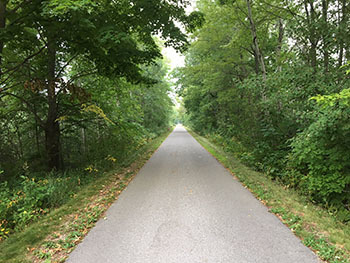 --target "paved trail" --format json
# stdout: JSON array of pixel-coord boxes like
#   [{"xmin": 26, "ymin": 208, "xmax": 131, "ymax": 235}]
[{"xmin": 67, "ymin": 126, "xmax": 319, "ymax": 263}]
